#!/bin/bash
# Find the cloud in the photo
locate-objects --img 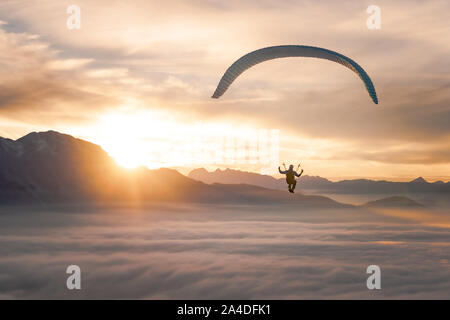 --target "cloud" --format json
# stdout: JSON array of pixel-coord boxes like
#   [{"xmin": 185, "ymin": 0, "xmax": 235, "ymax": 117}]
[
  {"xmin": 46, "ymin": 59, "xmax": 93, "ymax": 71},
  {"xmin": 0, "ymin": 205, "xmax": 449, "ymax": 299},
  {"xmin": 0, "ymin": 26, "xmax": 120, "ymax": 126}
]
